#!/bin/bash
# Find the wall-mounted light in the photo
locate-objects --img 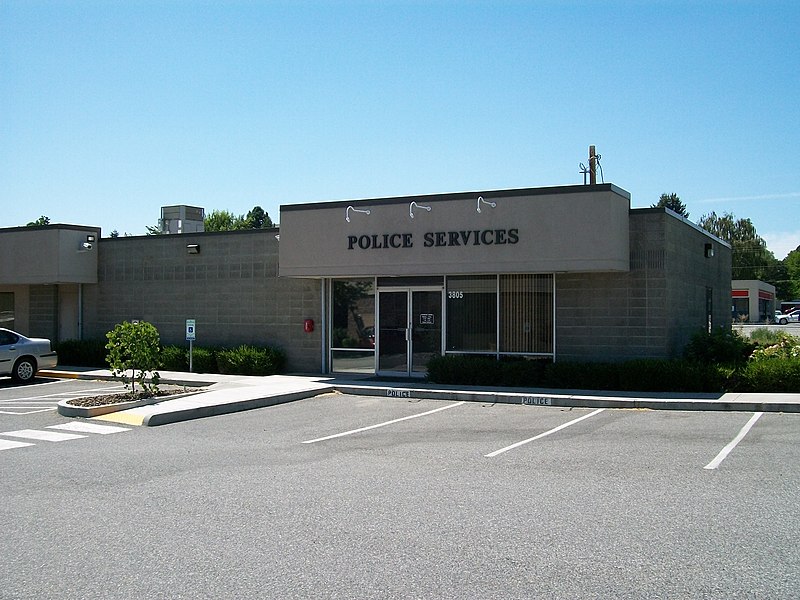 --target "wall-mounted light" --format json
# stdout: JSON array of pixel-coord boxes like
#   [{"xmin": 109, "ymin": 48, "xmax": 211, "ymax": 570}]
[
  {"xmin": 477, "ymin": 196, "xmax": 496, "ymax": 213},
  {"xmin": 346, "ymin": 205, "xmax": 371, "ymax": 222},
  {"xmin": 409, "ymin": 201, "xmax": 431, "ymax": 219},
  {"xmin": 704, "ymin": 243, "xmax": 714, "ymax": 258},
  {"xmin": 187, "ymin": 244, "xmax": 200, "ymax": 255},
  {"xmin": 78, "ymin": 233, "xmax": 96, "ymax": 252}
]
